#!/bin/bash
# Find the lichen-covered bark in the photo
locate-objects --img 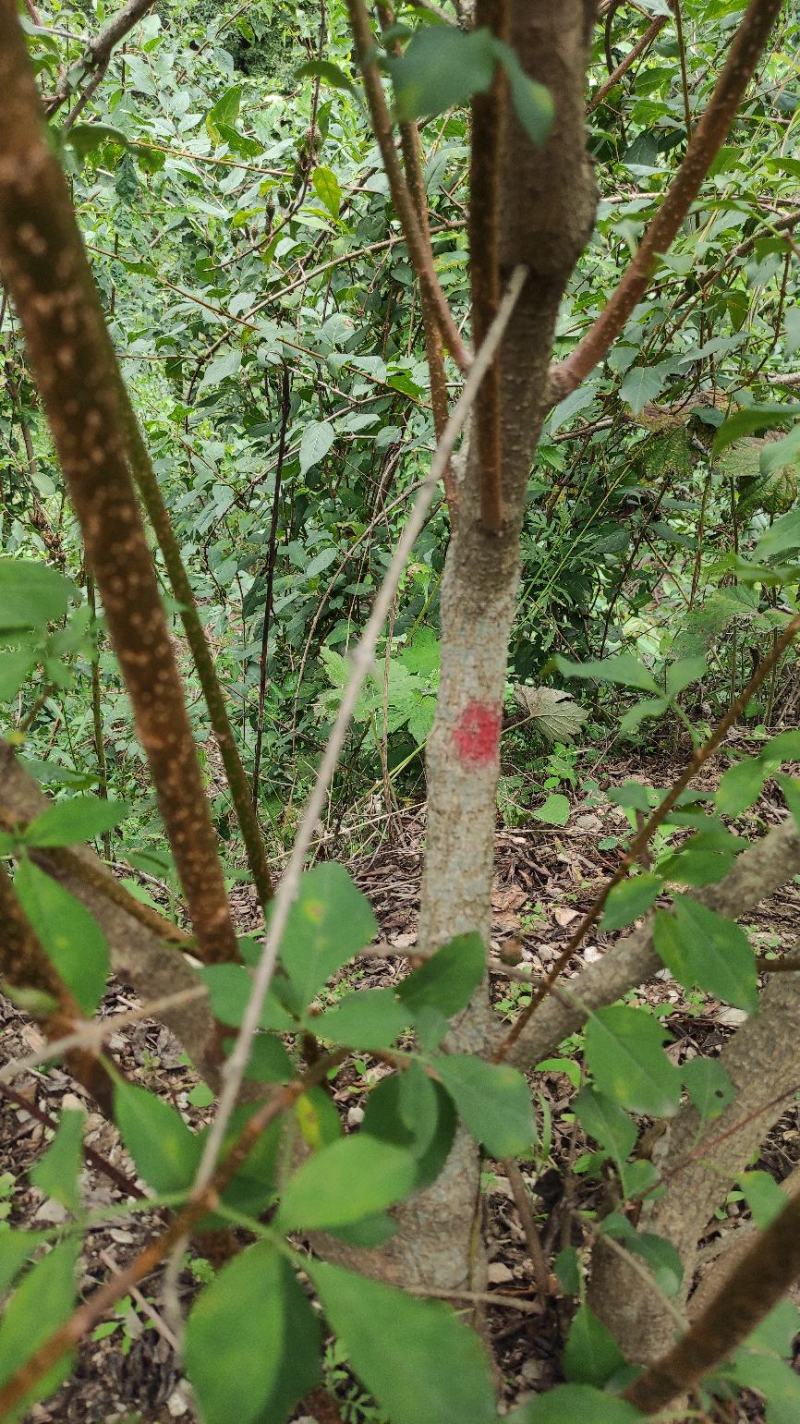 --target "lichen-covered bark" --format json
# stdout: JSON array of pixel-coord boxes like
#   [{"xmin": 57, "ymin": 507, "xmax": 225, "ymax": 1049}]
[{"xmin": 0, "ymin": 3, "xmax": 237, "ymax": 966}]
